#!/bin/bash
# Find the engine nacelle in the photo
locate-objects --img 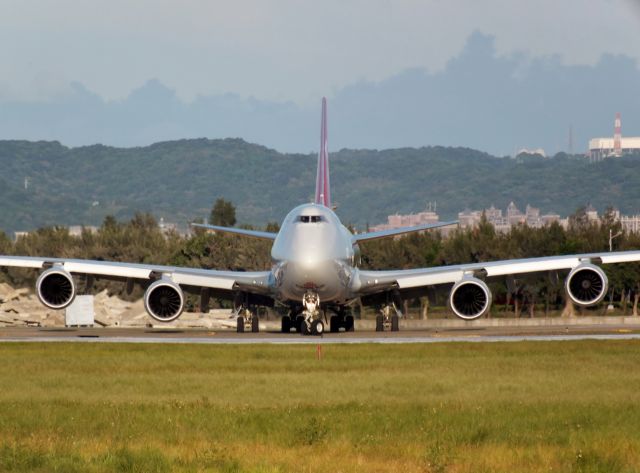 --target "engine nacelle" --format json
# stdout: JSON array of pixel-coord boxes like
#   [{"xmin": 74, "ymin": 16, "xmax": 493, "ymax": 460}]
[
  {"xmin": 565, "ymin": 263, "xmax": 608, "ymax": 306},
  {"xmin": 36, "ymin": 268, "xmax": 76, "ymax": 309},
  {"xmin": 144, "ymin": 279, "xmax": 184, "ymax": 322},
  {"xmin": 449, "ymin": 277, "xmax": 492, "ymax": 320}
]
